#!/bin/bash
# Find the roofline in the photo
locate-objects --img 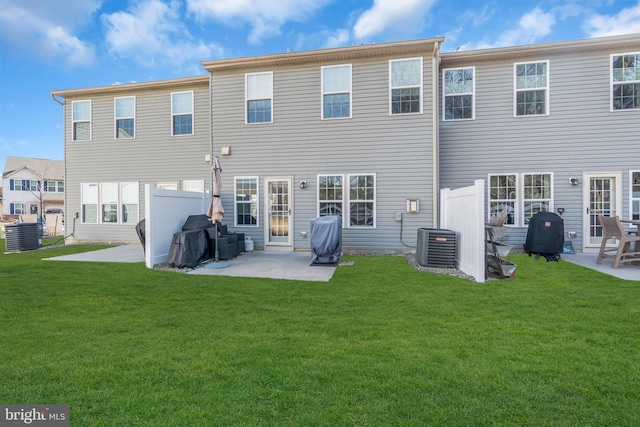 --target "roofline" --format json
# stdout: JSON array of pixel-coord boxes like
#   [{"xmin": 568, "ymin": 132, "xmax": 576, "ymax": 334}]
[
  {"xmin": 50, "ymin": 75, "xmax": 209, "ymax": 99},
  {"xmin": 201, "ymin": 37, "xmax": 445, "ymax": 72},
  {"xmin": 441, "ymin": 33, "xmax": 640, "ymax": 63}
]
